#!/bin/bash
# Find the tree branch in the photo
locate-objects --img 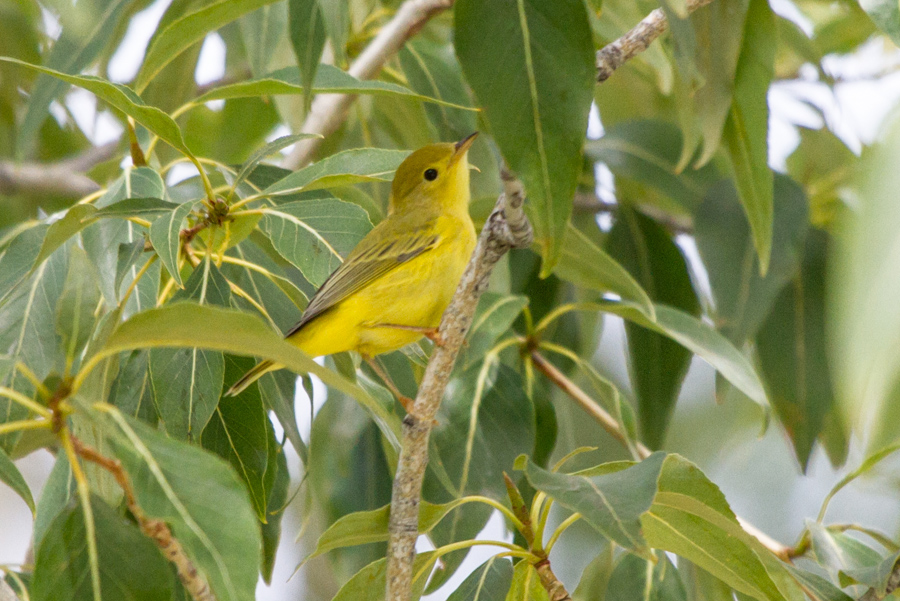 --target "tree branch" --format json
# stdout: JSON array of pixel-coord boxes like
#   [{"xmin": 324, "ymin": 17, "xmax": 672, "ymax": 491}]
[
  {"xmin": 282, "ymin": 0, "xmax": 455, "ymax": 170},
  {"xmin": 71, "ymin": 437, "xmax": 216, "ymax": 601},
  {"xmin": 529, "ymin": 349, "xmax": 793, "ymax": 562},
  {"xmin": 0, "ymin": 142, "xmax": 118, "ymax": 199},
  {"xmin": 596, "ymin": 0, "xmax": 715, "ymax": 82},
  {"xmin": 385, "ymin": 172, "xmax": 533, "ymax": 601}
]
